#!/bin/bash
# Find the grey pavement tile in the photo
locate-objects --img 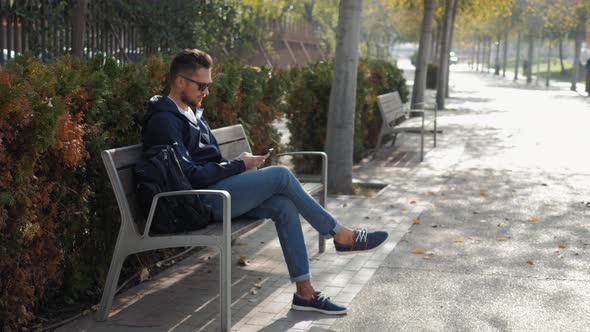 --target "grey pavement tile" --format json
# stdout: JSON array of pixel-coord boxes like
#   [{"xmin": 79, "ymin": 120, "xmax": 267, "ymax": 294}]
[
  {"xmin": 321, "ymin": 286, "xmax": 344, "ymax": 297},
  {"xmin": 237, "ymin": 323, "xmax": 267, "ymax": 332},
  {"xmin": 246, "ymin": 312, "xmax": 276, "ymax": 326},
  {"xmin": 306, "ymin": 326, "xmax": 334, "ymax": 332}
]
